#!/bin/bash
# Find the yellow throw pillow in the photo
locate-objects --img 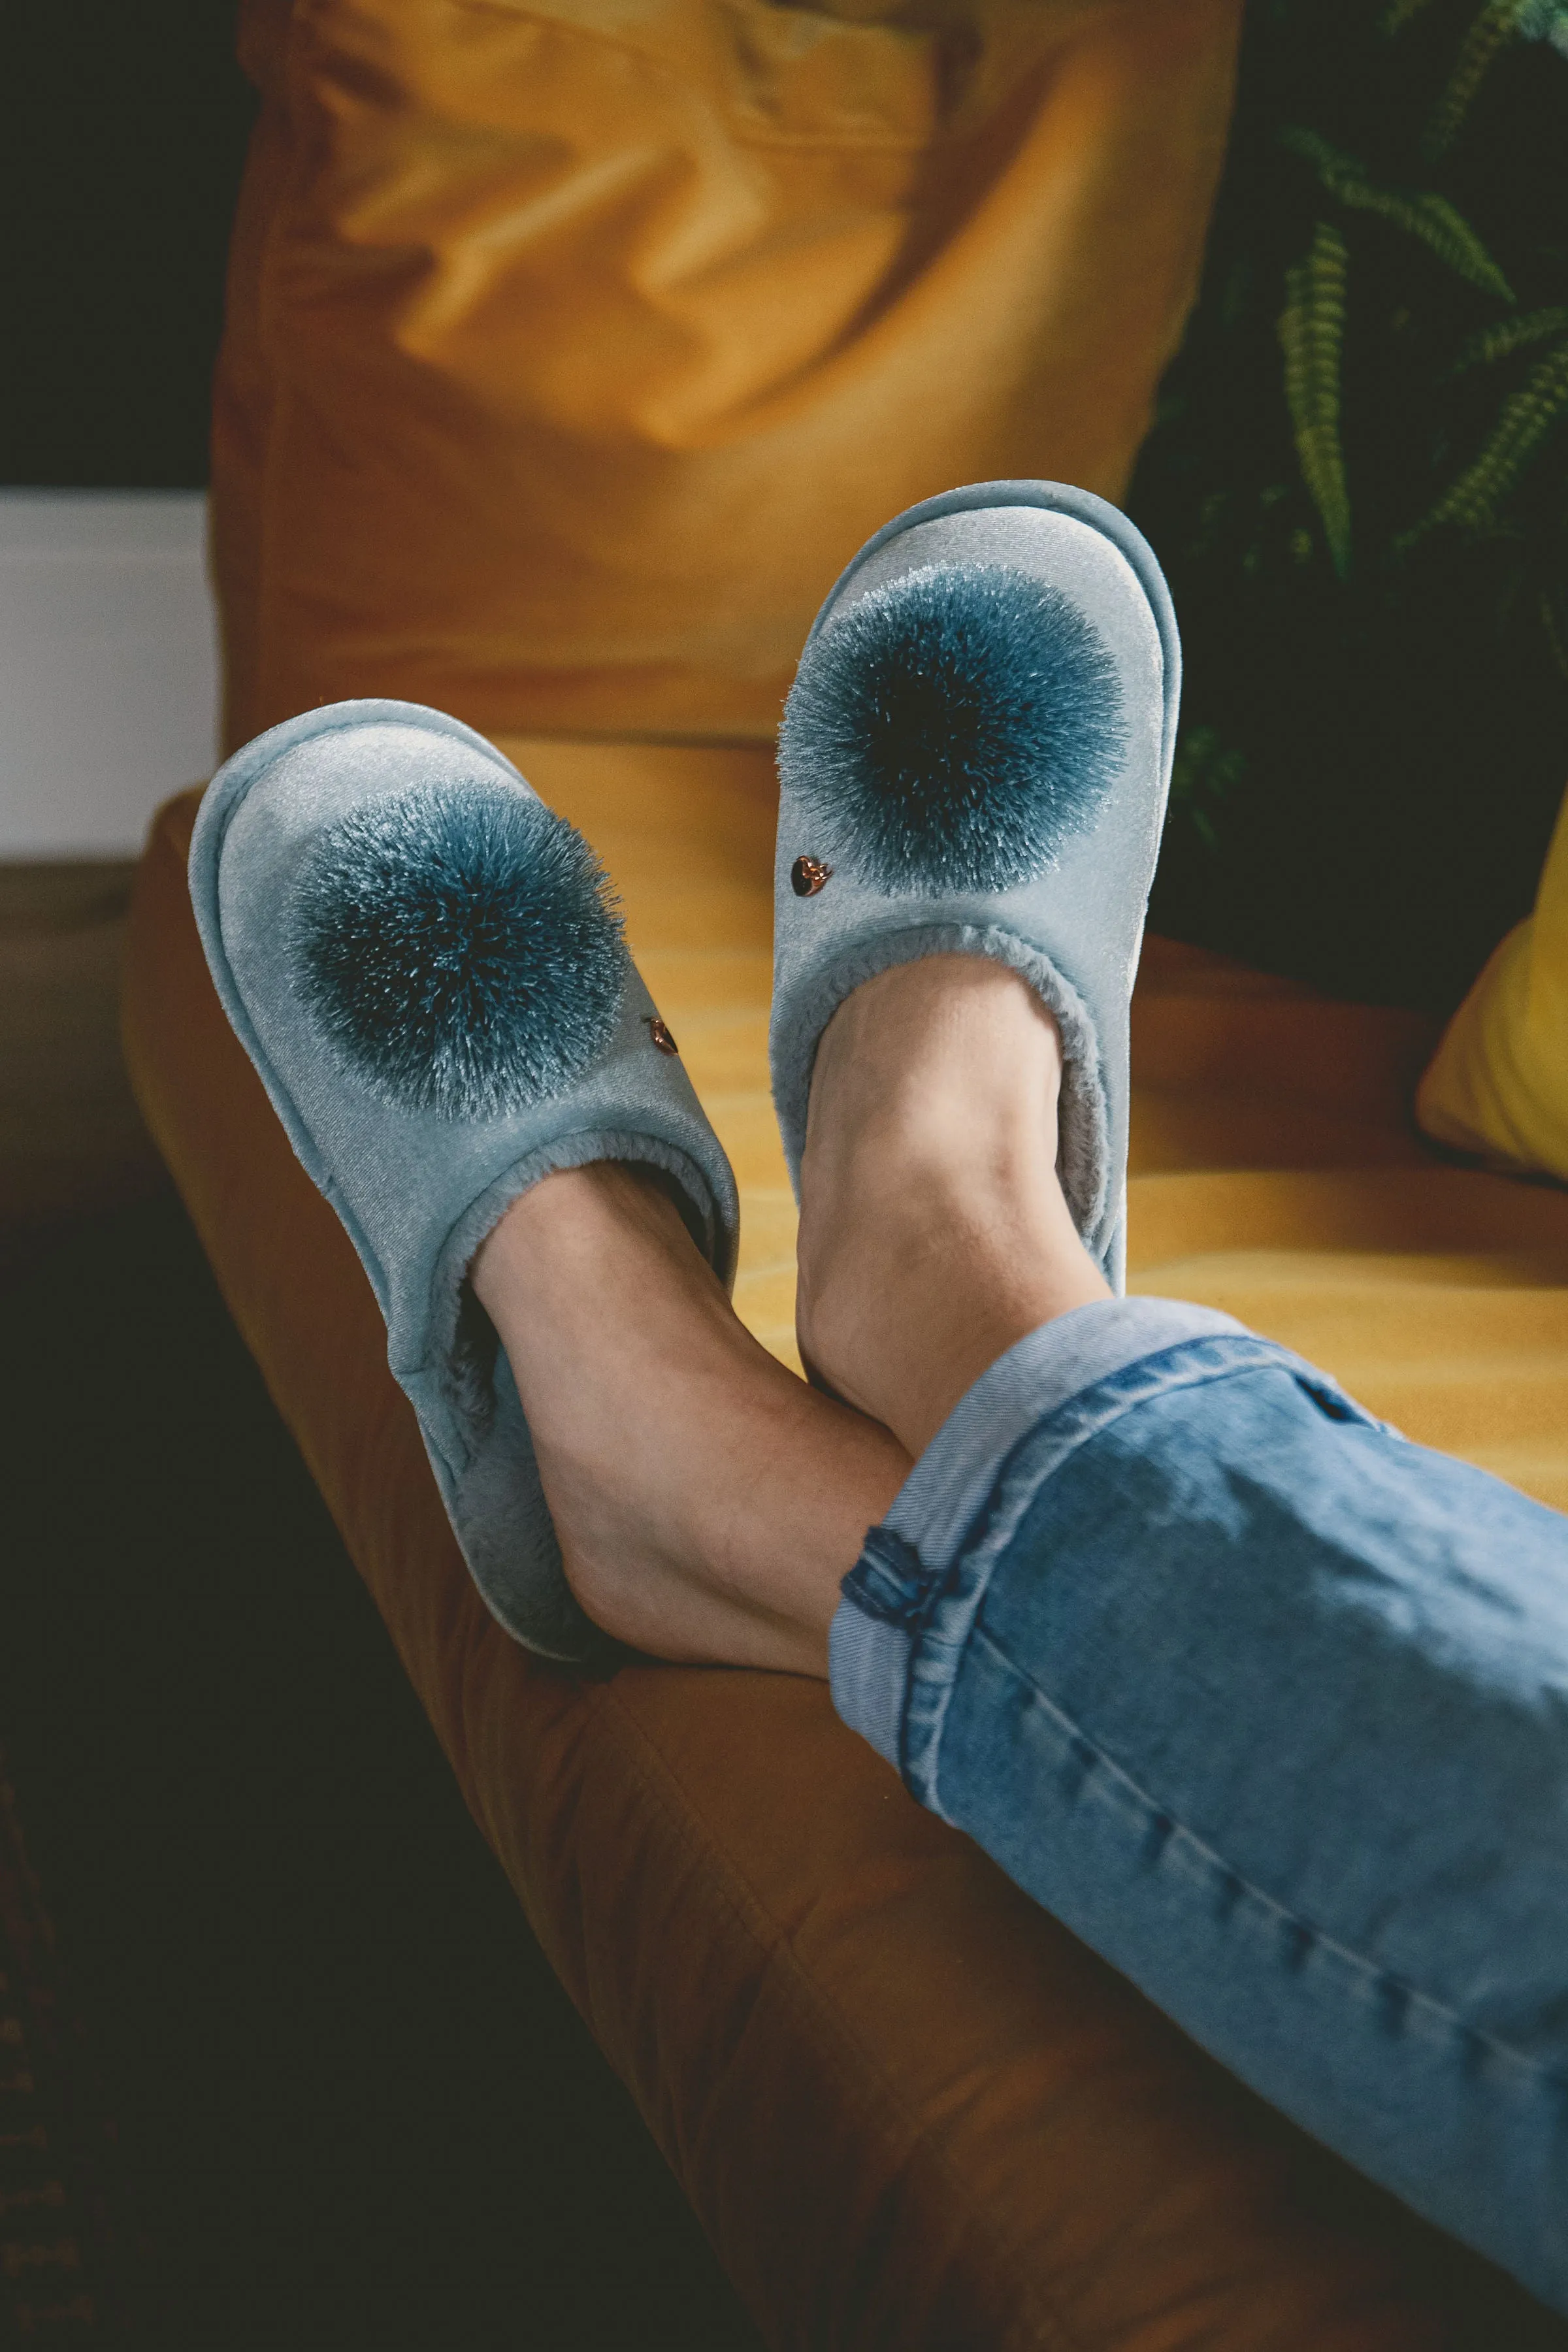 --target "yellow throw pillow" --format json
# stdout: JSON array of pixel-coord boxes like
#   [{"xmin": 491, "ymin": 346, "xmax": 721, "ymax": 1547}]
[{"xmin": 1418, "ymin": 779, "xmax": 1568, "ymax": 1180}]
